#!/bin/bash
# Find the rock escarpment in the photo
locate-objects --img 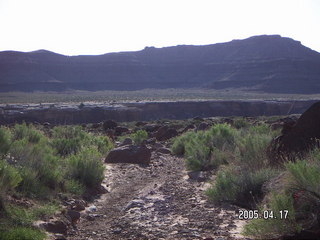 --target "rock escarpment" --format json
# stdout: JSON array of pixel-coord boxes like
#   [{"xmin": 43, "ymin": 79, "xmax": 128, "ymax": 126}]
[
  {"xmin": 1, "ymin": 35, "xmax": 320, "ymax": 93},
  {"xmin": 0, "ymin": 100, "xmax": 318, "ymax": 125}
]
